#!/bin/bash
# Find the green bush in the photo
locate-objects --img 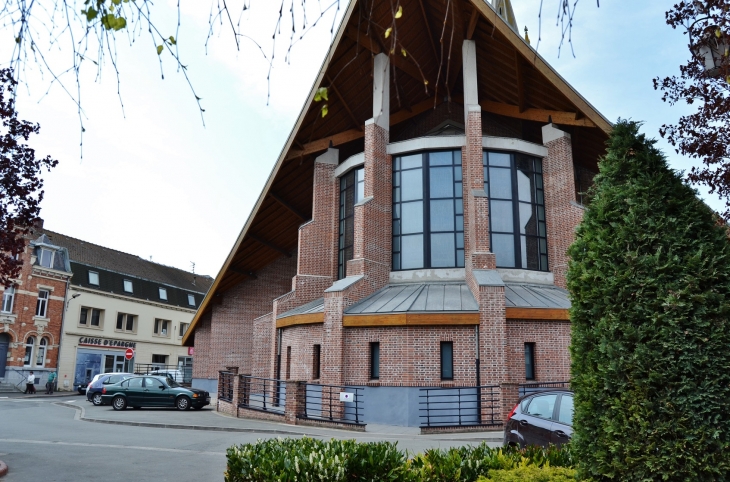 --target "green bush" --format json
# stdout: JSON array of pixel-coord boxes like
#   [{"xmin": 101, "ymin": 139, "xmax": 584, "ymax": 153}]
[
  {"xmin": 476, "ymin": 464, "xmax": 577, "ymax": 481},
  {"xmin": 567, "ymin": 120, "xmax": 730, "ymax": 481},
  {"xmin": 225, "ymin": 437, "xmax": 574, "ymax": 482}
]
